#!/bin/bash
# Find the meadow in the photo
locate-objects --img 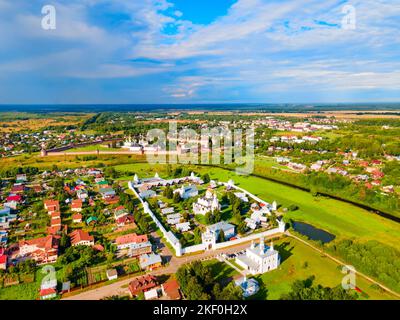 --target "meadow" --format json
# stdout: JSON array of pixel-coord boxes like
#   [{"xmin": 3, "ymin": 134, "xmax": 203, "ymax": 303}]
[{"xmin": 250, "ymin": 237, "xmax": 397, "ymax": 300}]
